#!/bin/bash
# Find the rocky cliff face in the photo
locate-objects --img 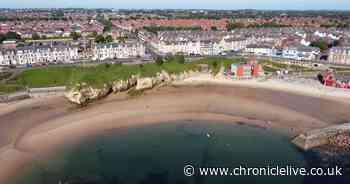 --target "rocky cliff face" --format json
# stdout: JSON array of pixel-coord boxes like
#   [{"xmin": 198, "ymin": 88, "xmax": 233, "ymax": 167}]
[
  {"xmin": 65, "ymin": 83, "xmax": 111, "ymax": 105},
  {"xmin": 65, "ymin": 69, "xmax": 209, "ymax": 105},
  {"xmin": 136, "ymin": 77, "xmax": 155, "ymax": 90},
  {"xmin": 112, "ymin": 75, "xmax": 138, "ymax": 93}
]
